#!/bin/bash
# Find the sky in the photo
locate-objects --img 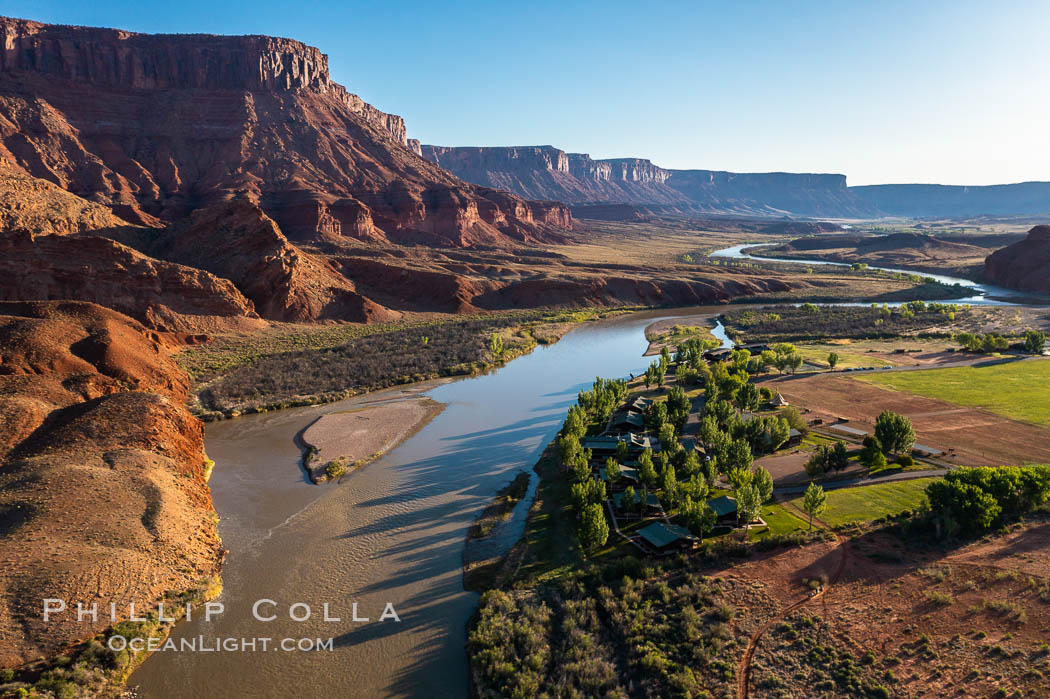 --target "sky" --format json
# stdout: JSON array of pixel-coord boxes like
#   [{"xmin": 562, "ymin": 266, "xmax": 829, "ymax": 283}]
[{"xmin": 6, "ymin": 0, "xmax": 1050, "ymax": 185}]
